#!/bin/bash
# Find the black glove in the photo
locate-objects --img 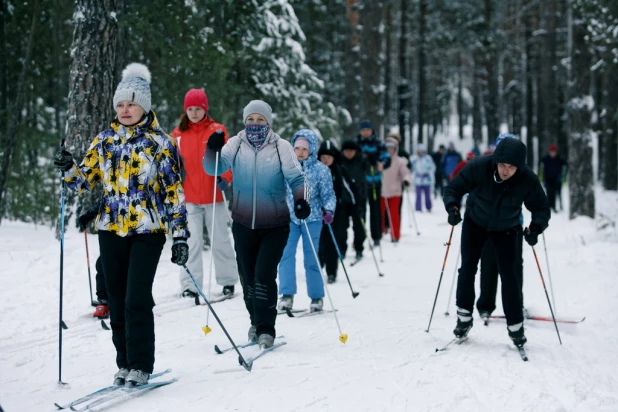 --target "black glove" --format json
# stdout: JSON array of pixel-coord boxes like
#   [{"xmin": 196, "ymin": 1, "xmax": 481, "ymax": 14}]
[
  {"xmin": 171, "ymin": 239, "xmax": 189, "ymax": 266},
  {"xmin": 54, "ymin": 150, "xmax": 75, "ymax": 172},
  {"xmin": 216, "ymin": 177, "xmax": 229, "ymax": 192},
  {"xmin": 403, "ymin": 180, "xmax": 411, "ymax": 188},
  {"xmin": 447, "ymin": 205, "xmax": 462, "ymax": 226},
  {"xmin": 207, "ymin": 130, "xmax": 225, "ymax": 151},
  {"xmin": 78, "ymin": 209, "xmax": 98, "ymax": 231},
  {"xmin": 524, "ymin": 224, "xmax": 541, "ymax": 246},
  {"xmin": 294, "ymin": 198, "xmax": 311, "ymax": 220}
]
